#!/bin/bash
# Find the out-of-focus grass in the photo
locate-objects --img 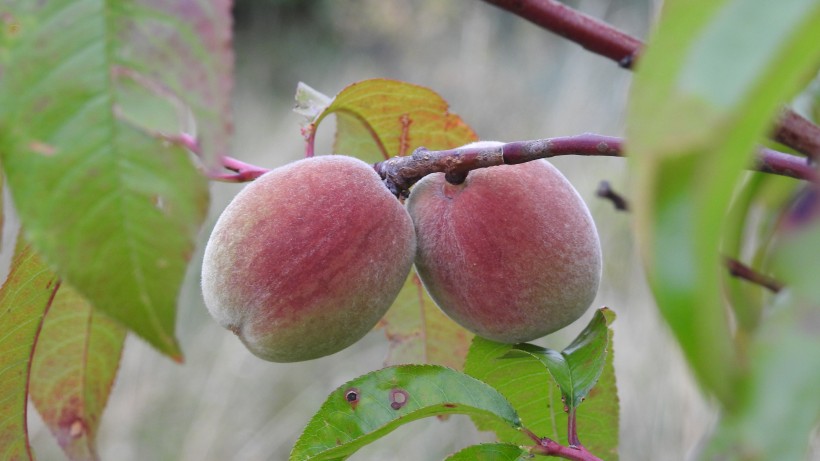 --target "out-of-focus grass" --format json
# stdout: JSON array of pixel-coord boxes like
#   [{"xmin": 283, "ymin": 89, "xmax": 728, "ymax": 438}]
[{"xmin": 25, "ymin": 1, "xmax": 721, "ymax": 460}]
